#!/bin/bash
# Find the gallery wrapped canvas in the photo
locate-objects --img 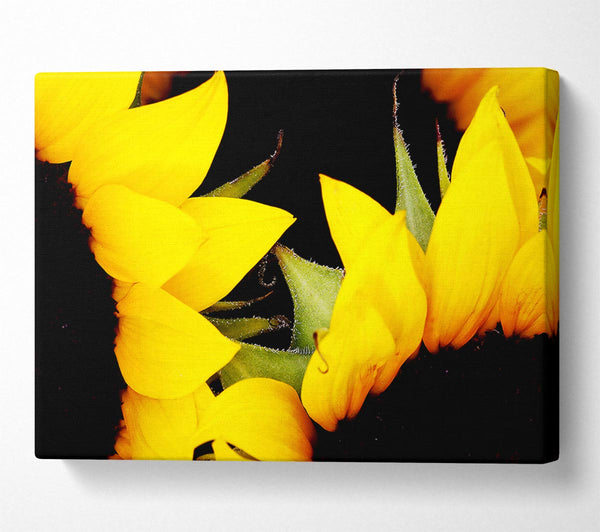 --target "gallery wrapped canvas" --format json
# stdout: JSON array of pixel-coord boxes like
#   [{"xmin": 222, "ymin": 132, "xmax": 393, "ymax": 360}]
[{"xmin": 35, "ymin": 68, "xmax": 559, "ymax": 462}]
